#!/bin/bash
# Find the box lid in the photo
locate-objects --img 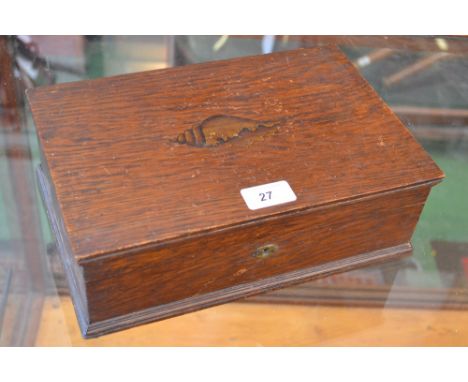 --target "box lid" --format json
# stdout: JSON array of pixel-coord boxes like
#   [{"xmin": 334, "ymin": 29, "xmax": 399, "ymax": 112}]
[{"xmin": 27, "ymin": 46, "xmax": 443, "ymax": 262}]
